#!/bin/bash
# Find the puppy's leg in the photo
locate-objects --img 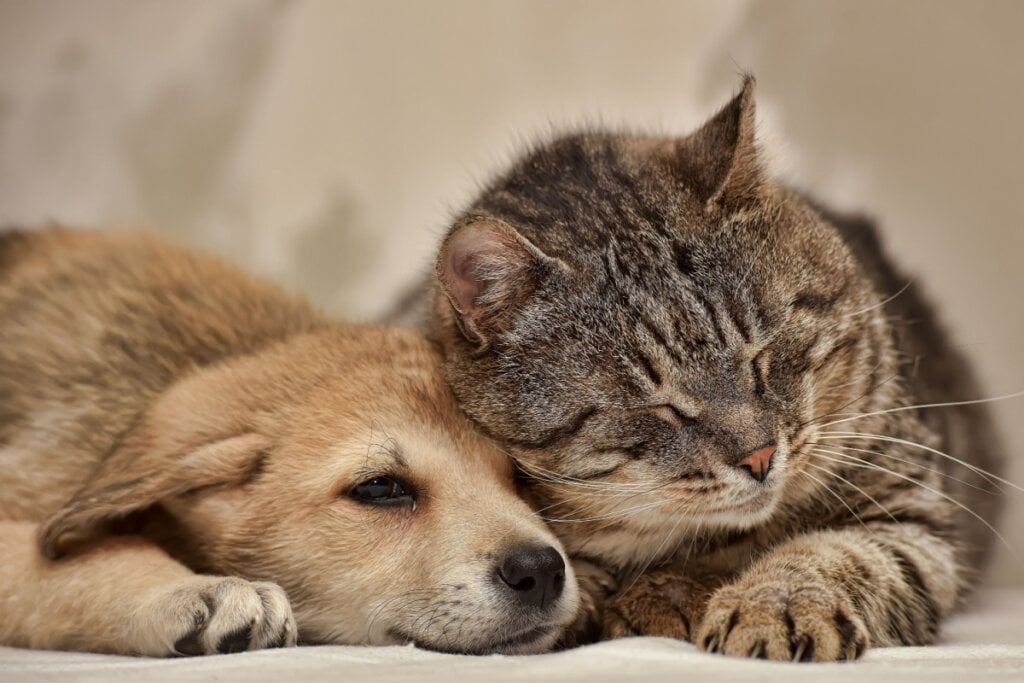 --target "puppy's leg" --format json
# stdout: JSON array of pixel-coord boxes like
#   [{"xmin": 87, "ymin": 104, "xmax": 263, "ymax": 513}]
[{"xmin": 0, "ymin": 521, "xmax": 296, "ymax": 655}]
